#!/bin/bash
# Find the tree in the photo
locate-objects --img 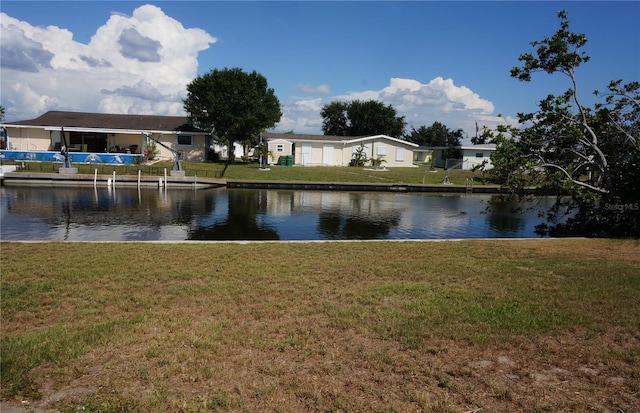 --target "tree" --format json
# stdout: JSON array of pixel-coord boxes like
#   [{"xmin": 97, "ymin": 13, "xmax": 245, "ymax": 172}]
[
  {"xmin": 320, "ymin": 100, "xmax": 406, "ymax": 137},
  {"xmin": 486, "ymin": 10, "xmax": 639, "ymax": 237},
  {"xmin": 183, "ymin": 67, "xmax": 282, "ymax": 170},
  {"xmin": 405, "ymin": 122, "xmax": 463, "ymax": 161},
  {"xmin": 0, "ymin": 105, "xmax": 5, "ymax": 121},
  {"xmin": 404, "ymin": 122, "xmax": 463, "ymax": 147},
  {"xmin": 471, "ymin": 121, "xmax": 490, "ymax": 144},
  {"xmin": 349, "ymin": 143, "xmax": 369, "ymax": 167}
]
